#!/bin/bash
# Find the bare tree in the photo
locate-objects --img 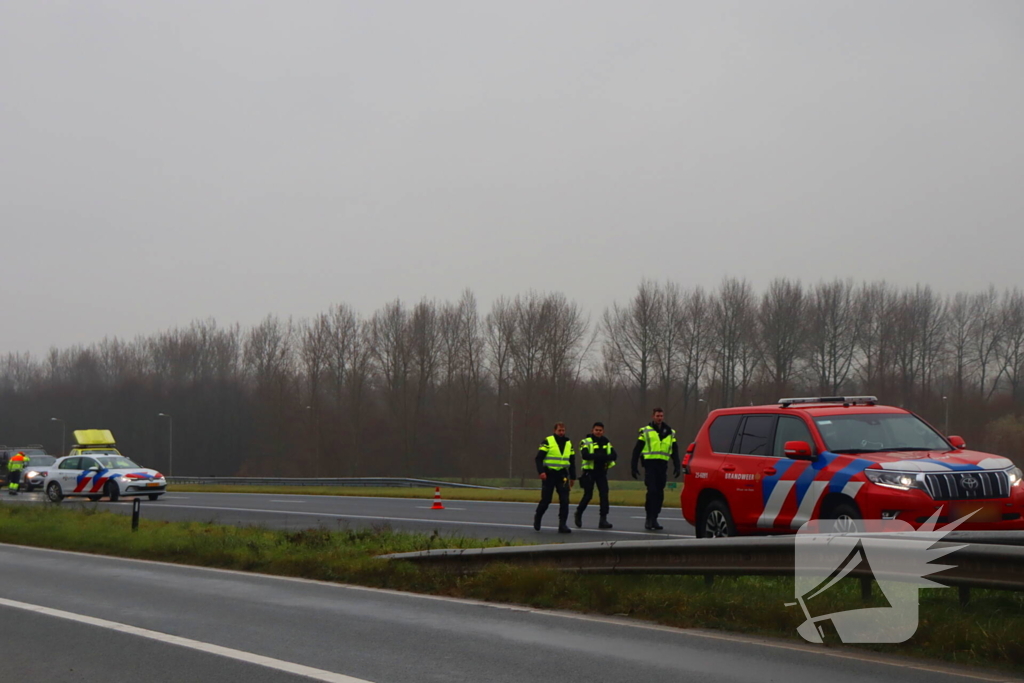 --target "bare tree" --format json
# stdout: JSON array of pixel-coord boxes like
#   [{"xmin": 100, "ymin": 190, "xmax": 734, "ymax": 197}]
[
  {"xmin": 653, "ymin": 282, "xmax": 685, "ymax": 410},
  {"xmin": 485, "ymin": 295, "xmax": 515, "ymax": 411},
  {"xmin": 327, "ymin": 303, "xmax": 365, "ymax": 406},
  {"xmin": 507, "ymin": 291, "xmax": 548, "ymax": 406},
  {"xmin": 946, "ymin": 292, "xmax": 974, "ymax": 401},
  {"xmin": 915, "ymin": 286, "xmax": 948, "ymax": 398},
  {"xmin": 299, "ymin": 314, "xmax": 332, "ymax": 474},
  {"xmin": 807, "ymin": 279, "xmax": 858, "ymax": 395},
  {"xmin": 9, "ymin": 280, "xmax": 1024, "ymax": 480},
  {"xmin": 971, "ymin": 286, "xmax": 1003, "ymax": 401},
  {"xmin": 540, "ymin": 292, "xmax": 591, "ymax": 414},
  {"xmin": 300, "ymin": 314, "xmax": 332, "ymax": 406},
  {"xmin": 711, "ymin": 278, "xmax": 756, "ymax": 407},
  {"xmin": 242, "ymin": 315, "xmax": 296, "ymax": 472},
  {"xmin": 369, "ymin": 300, "xmax": 412, "ymax": 469},
  {"xmin": 439, "ymin": 300, "xmax": 463, "ymax": 420},
  {"xmin": 853, "ymin": 282, "xmax": 898, "ymax": 395},
  {"xmin": 243, "ymin": 315, "xmax": 295, "ymax": 392},
  {"xmin": 997, "ymin": 289, "xmax": 1024, "ymax": 402},
  {"xmin": 453, "ymin": 289, "xmax": 485, "ymax": 425},
  {"xmin": 592, "ymin": 343, "xmax": 624, "ymax": 423},
  {"xmin": 602, "ymin": 280, "xmax": 661, "ymax": 409},
  {"xmin": 677, "ymin": 286, "xmax": 714, "ymax": 413},
  {"xmin": 409, "ymin": 299, "xmax": 441, "ymax": 471},
  {"xmin": 0, "ymin": 352, "xmax": 41, "ymax": 393},
  {"xmin": 757, "ymin": 278, "xmax": 805, "ymax": 397}
]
